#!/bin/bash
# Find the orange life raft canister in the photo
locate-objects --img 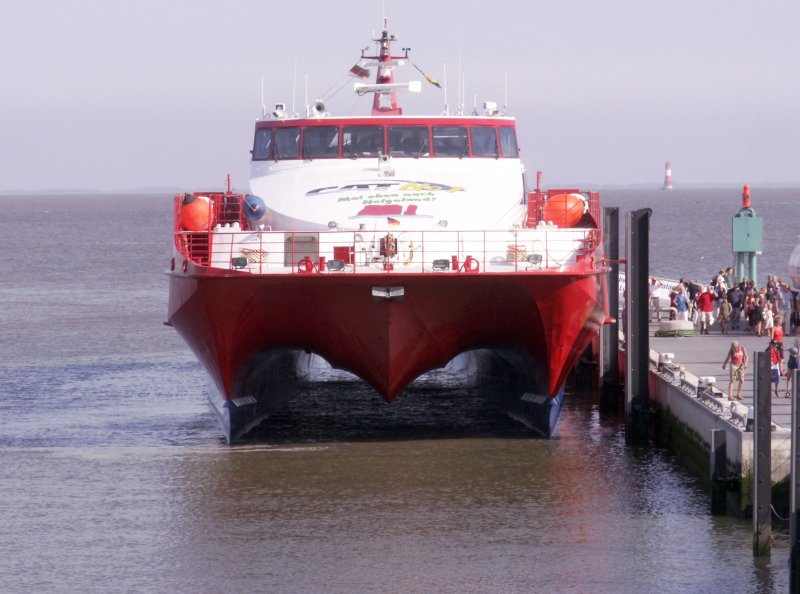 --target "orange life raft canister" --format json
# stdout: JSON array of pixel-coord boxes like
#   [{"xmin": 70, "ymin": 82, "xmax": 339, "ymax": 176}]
[
  {"xmin": 181, "ymin": 195, "xmax": 212, "ymax": 231},
  {"xmin": 541, "ymin": 193, "xmax": 586, "ymax": 228}
]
